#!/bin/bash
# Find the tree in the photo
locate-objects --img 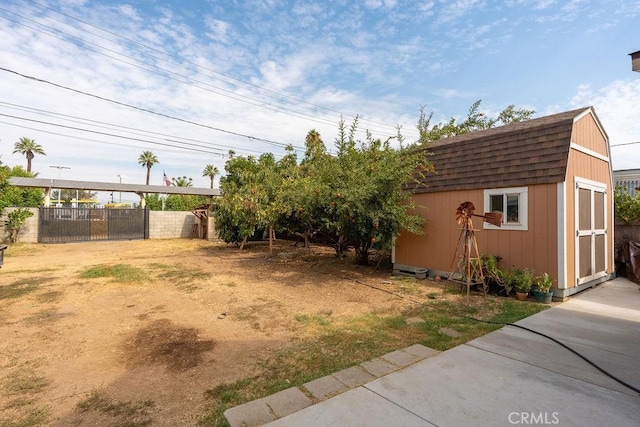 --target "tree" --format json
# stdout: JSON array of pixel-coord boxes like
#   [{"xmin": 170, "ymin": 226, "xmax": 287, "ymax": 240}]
[
  {"xmin": 202, "ymin": 165, "xmax": 219, "ymax": 189},
  {"xmin": 144, "ymin": 193, "xmax": 164, "ymax": 210},
  {"xmin": 416, "ymin": 101, "xmax": 535, "ymax": 145},
  {"xmin": 323, "ymin": 119, "xmax": 429, "ymax": 265},
  {"xmin": 171, "ymin": 176, "xmax": 193, "ymax": 187},
  {"xmin": 138, "ymin": 151, "xmax": 159, "ymax": 185},
  {"xmin": 0, "ymin": 166, "xmax": 44, "ymax": 208},
  {"xmin": 614, "ymin": 186, "xmax": 640, "ymax": 223},
  {"xmin": 214, "ymin": 150, "xmax": 296, "ymax": 251},
  {"xmin": 13, "ymin": 137, "xmax": 45, "ymax": 173},
  {"xmin": 4, "ymin": 208, "xmax": 34, "ymax": 243}
]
